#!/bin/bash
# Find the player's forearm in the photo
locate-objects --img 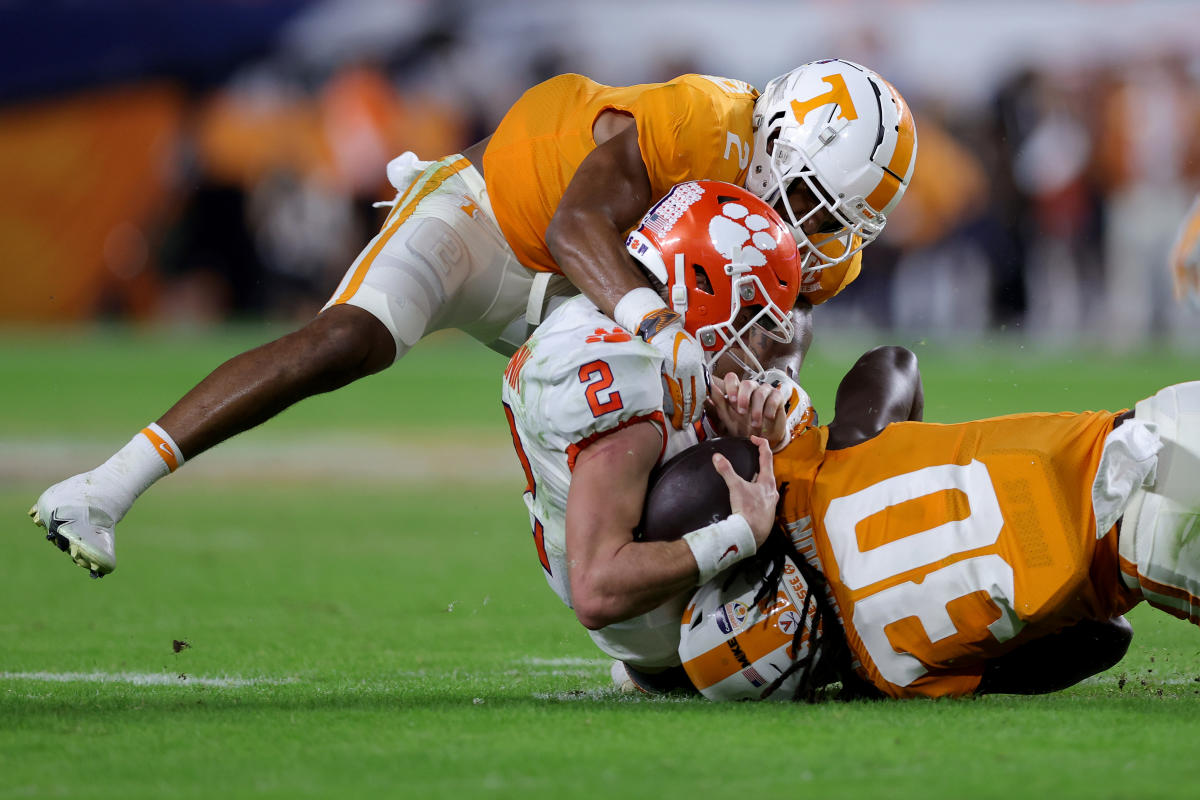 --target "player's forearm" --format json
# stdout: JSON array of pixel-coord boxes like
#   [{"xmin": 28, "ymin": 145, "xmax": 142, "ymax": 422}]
[
  {"xmin": 545, "ymin": 207, "xmax": 650, "ymax": 320},
  {"xmin": 569, "ymin": 538, "xmax": 699, "ymax": 630}
]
